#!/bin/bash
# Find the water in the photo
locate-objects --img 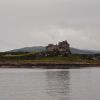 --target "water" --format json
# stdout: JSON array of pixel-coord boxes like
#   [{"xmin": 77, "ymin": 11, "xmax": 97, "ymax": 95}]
[{"xmin": 0, "ymin": 67, "xmax": 100, "ymax": 100}]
